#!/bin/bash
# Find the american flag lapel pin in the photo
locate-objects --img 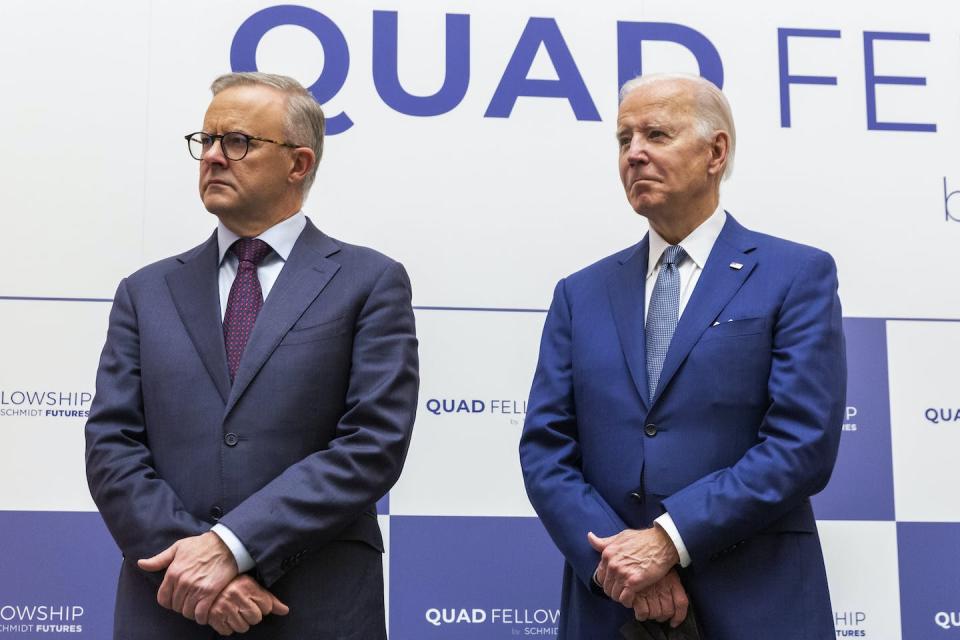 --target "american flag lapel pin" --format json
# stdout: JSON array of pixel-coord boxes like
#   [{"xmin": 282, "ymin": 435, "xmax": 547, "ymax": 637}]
[{"xmin": 729, "ymin": 262, "xmax": 743, "ymax": 270}]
